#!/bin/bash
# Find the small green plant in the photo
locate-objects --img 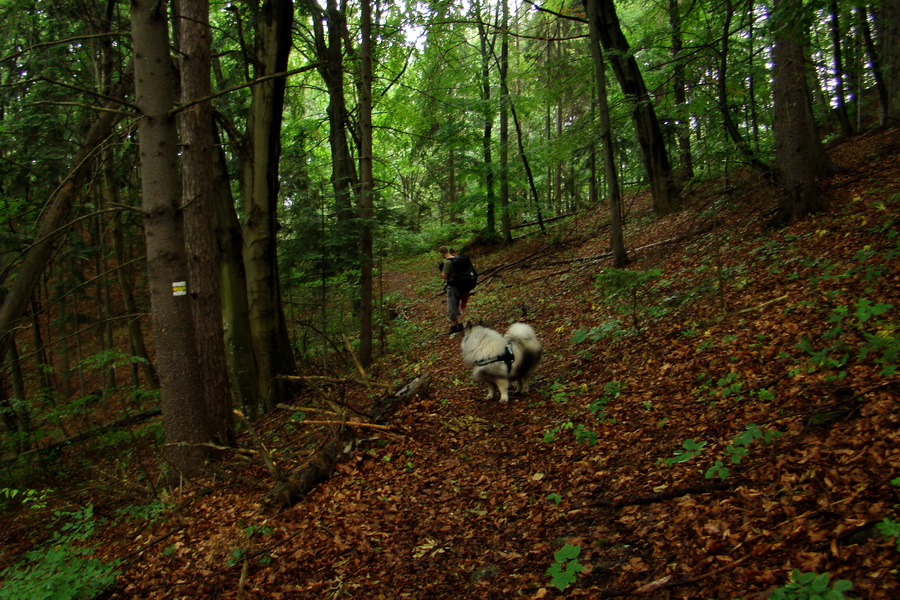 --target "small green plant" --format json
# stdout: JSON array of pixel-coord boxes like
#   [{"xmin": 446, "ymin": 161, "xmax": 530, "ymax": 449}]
[
  {"xmin": 543, "ymin": 421, "xmax": 597, "ymax": 446},
  {"xmin": 1, "ymin": 487, "xmax": 51, "ymax": 511},
  {"xmin": 573, "ymin": 424, "xmax": 598, "ymax": 446},
  {"xmin": 588, "ymin": 381, "xmax": 621, "ymax": 423},
  {"xmin": 547, "ymin": 382, "xmax": 569, "ymax": 403},
  {"xmin": 876, "ymin": 517, "xmax": 900, "ymax": 551},
  {"xmin": 769, "ymin": 569, "xmax": 852, "ymax": 600},
  {"xmin": 798, "ymin": 298, "xmax": 896, "ymax": 378},
  {"xmin": 546, "ymin": 493, "xmax": 562, "ymax": 506},
  {"xmin": 228, "ymin": 523, "xmax": 275, "ymax": 567},
  {"xmin": 665, "ymin": 439, "xmax": 706, "ymax": 466},
  {"xmin": 546, "ymin": 543, "xmax": 585, "ymax": 591},
  {"xmin": 114, "ymin": 499, "xmax": 165, "ymax": 523},
  {"xmin": 705, "ymin": 461, "xmax": 730, "ymax": 480},
  {"xmin": 571, "ymin": 319, "xmax": 624, "ymax": 344},
  {"xmin": 704, "ymin": 424, "xmax": 782, "ymax": 479}
]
